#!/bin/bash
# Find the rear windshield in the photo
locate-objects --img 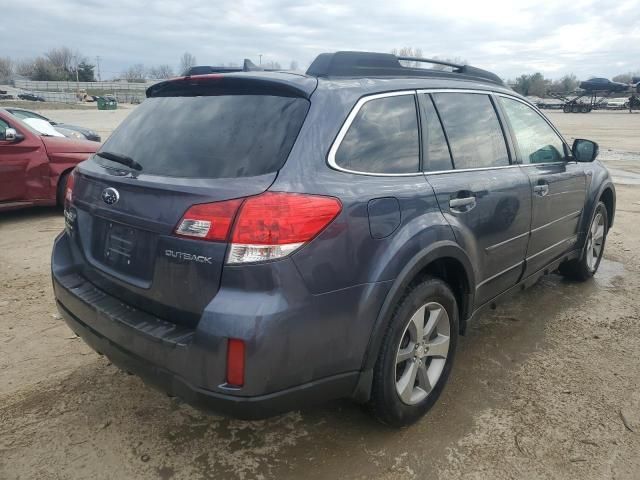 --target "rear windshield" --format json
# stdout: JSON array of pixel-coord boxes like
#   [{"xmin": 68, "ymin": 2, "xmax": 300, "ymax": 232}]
[{"xmin": 97, "ymin": 95, "xmax": 309, "ymax": 178}]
